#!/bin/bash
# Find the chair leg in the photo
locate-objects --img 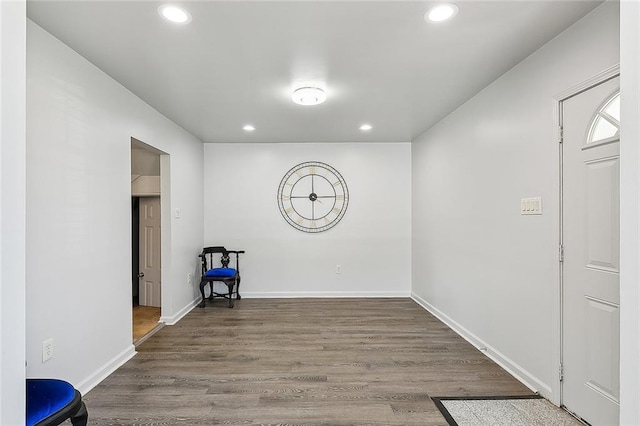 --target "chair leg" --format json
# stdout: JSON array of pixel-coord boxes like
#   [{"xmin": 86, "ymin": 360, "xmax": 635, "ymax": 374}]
[
  {"xmin": 198, "ymin": 280, "xmax": 207, "ymax": 308},
  {"xmin": 70, "ymin": 401, "xmax": 88, "ymax": 426},
  {"xmin": 208, "ymin": 282, "xmax": 215, "ymax": 300},
  {"xmin": 226, "ymin": 283, "xmax": 235, "ymax": 308},
  {"xmin": 236, "ymin": 276, "xmax": 241, "ymax": 300}
]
